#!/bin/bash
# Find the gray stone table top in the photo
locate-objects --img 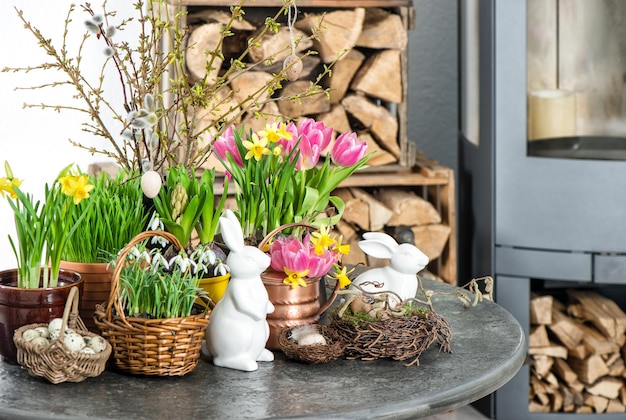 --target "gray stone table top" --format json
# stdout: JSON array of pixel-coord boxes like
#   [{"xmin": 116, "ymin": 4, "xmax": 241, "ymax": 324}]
[{"xmin": 0, "ymin": 278, "xmax": 526, "ymax": 420}]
